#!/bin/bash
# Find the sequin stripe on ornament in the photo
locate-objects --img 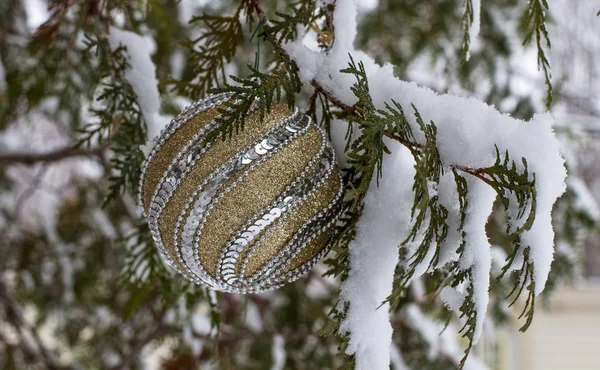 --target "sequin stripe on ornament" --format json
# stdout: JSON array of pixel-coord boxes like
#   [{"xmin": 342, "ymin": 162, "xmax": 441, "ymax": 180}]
[
  {"xmin": 148, "ymin": 105, "xmax": 300, "ymax": 283},
  {"xmin": 145, "ymin": 99, "xmax": 264, "ymax": 273},
  {"xmin": 175, "ymin": 112, "xmax": 310, "ymax": 287},
  {"xmin": 182, "ymin": 114, "xmax": 311, "ymax": 289},
  {"xmin": 139, "ymin": 93, "xmax": 232, "ymax": 217},
  {"xmin": 240, "ymin": 189, "xmax": 343, "ymax": 294},
  {"xmin": 247, "ymin": 214, "xmax": 341, "ymax": 293},
  {"xmin": 216, "ymin": 138, "xmax": 331, "ymax": 286},
  {"xmin": 258, "ymin": 175, "xmax": 344, "ymax": 289},
  {"xmin": 172, "ymin": 109, "xmax": 306, "ymax": 287},
  {"xmin": 220, "ymin": 137, "xmax": 335, "ymax": 286},
  {"xmin": 243, "ymin": 171, "xmax": 344, "ymax": 290}
]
